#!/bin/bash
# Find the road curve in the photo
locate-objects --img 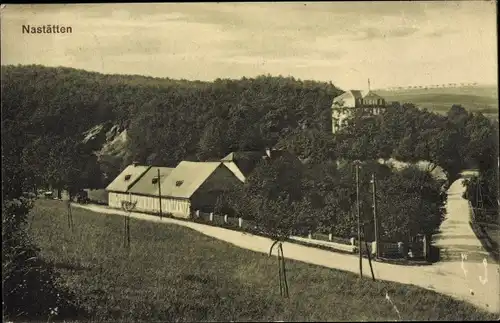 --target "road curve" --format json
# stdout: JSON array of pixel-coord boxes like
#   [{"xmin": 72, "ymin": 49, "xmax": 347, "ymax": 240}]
[{"xmin": 72, "ymin": 178, "xmax": 499, "ymax": 314}]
